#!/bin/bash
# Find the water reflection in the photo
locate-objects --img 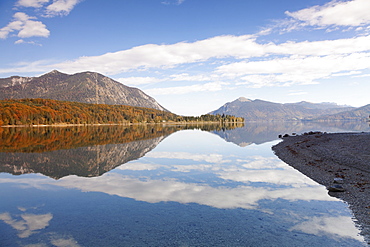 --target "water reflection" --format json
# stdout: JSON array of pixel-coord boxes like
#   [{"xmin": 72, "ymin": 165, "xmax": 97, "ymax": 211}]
[
  {"xmin": 290, "ymin": 216, "xmax": 362, "ymax": 239},
  {"xmin": 212, "ymin": 121, "xmax": 370, "ymax": 146},
  {"xmin": 0, "ymin": 125, "xmax": 179, "ymax": 179},
  {"xmin": 0, "ymin": 210, "xmax": 52, "ymax": 238},
  {"xmin": 0, "ymin": 122, "xmax": 368, "ymax": 246},
  {"xmin": 0, "ymin": 124, "xmax": 242, "ymax": 179},
  {"xmin": 0, "ymin": 171, "xmax": 334, "ymax": 209},
  {"xmin": 0, "ymin": 205, "xmax": 80, "ymax": 246}
]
